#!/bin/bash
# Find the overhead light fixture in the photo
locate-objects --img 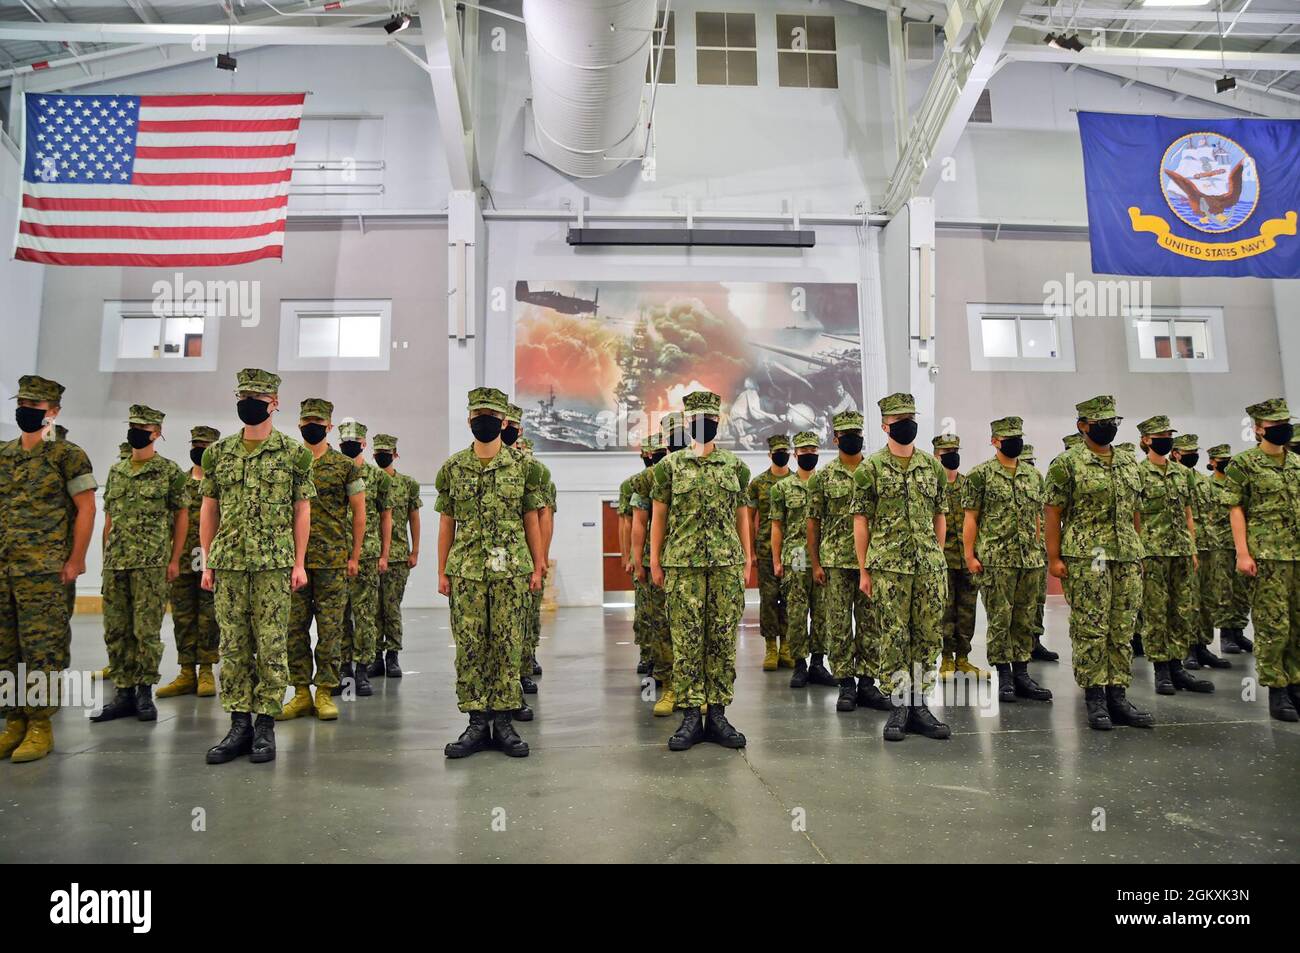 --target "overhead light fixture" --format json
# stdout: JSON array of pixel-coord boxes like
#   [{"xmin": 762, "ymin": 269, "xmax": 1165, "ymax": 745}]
[
  {"xmin": 215, "ymin": 52, "xmax": 237, "ymax": 72},
  {"xmin": 1060, "ymin": 33, "xmax": 1086, "ymax": 52},
  {"xmin": 384, "ymin": 12, "xmax": 411, "ymax": 34},
  {"xmin": 1044, "ymin": 32, "xmax": 1063, "ymax": 49},
  {"xmin": 1215, "ymin": 74, "xmax": 1237, "ymax": 94}
]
